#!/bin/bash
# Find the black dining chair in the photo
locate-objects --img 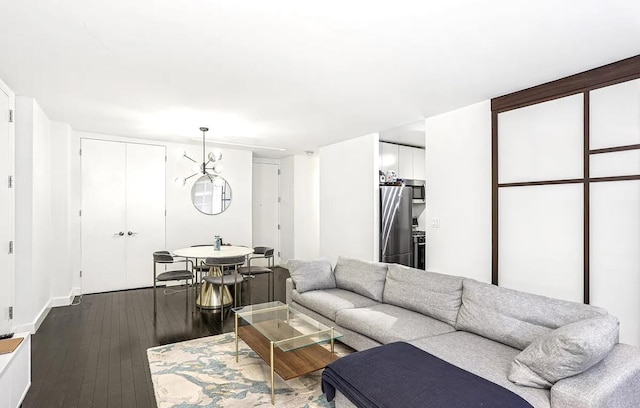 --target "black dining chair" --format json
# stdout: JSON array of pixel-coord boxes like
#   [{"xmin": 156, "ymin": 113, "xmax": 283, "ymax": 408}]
[
  {"xmin": 152, "ymin": 251, "xmax": 194, "ymax": 316},
  {"xmin": 202, "ymin": 255, "xmax": 246, "ymax": 321},
  {"xmin": 238, "ymin": 247, "xmax": 275, "ymax": 303}
]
